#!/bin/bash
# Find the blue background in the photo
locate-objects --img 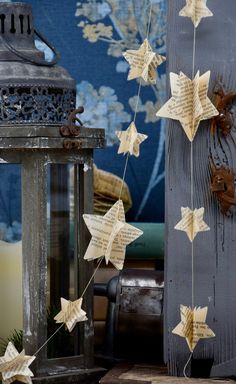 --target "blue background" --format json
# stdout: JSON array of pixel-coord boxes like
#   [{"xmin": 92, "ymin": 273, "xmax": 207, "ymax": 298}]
[{"xmin": 0, "ymin": 0, "xmax": 166, "ymax": 240}]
